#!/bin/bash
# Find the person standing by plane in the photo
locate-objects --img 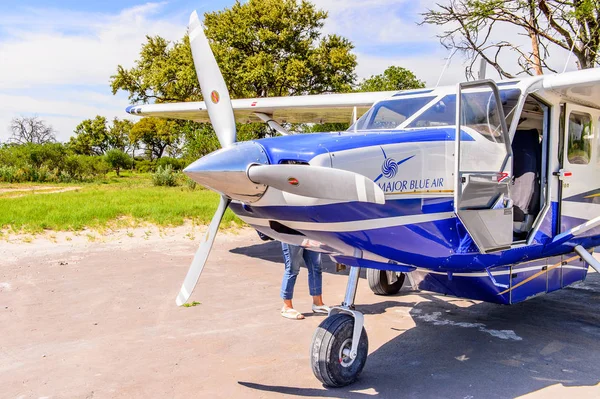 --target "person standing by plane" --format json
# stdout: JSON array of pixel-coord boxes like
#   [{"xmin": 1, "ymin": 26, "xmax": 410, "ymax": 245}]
[{"xmin": 280, "ymin": 243, "xmax": 329, "ymax": 320}]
